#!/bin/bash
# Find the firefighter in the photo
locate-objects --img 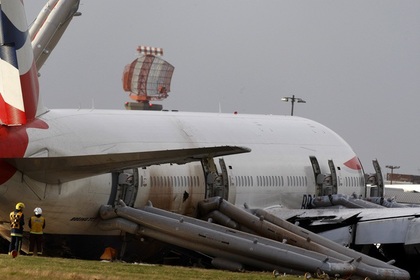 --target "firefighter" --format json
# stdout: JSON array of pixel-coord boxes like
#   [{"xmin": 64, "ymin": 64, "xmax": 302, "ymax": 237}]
[
  {"xmin": 28, "ymin": 207, "xmax": 46, "ymax": 256},
  {"xmin": 9, "ymin": 202, "xmax": 25, "ymax": 257}
]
